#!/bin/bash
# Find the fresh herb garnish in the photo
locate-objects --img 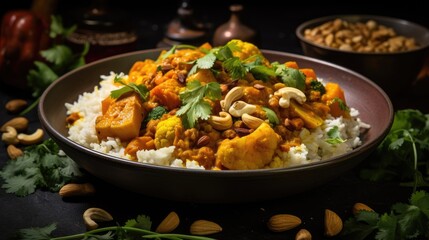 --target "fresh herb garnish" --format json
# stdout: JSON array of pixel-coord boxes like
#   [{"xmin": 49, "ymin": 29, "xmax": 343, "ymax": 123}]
[
  {"xmin": 143, "ymin": 106, "xmax": 168, "ymax": 124},
  {"xmin": 0, "ymin": 139, "xmax": 83, "ymax": 197},
  {"xmin": 110, "ymin": 75, "xmax": 149, "ymax": 101},
  {"xmin": 332, "ymin": 97, "xmax": 350, "ymax": 112},
  {"xmin": 188, "ymin": 52, "xmax": 217, "ymax": 76},
  {"xmin": 326, "ymin": 126, "xmax": 346, "ymax": 144},
  {"xmin": 22, "ymin": 15, "xmax": 88, "ymax": 115},
  {"xmin": 263, "ymin": 107, "xmax": 280, "ymax": 126},
  {"xmin": 15, "ymin": 214, "xmax": 215, "ymax": 240},
  {"xmin": 342, "ymin": 190, "xmax": 429, "ymax": 240},
  {"xmin": 359, "ymin": 109, "xmax": 429, "ymax": 189},
  {"xmin": 272, "ymin": 62, "xmax": 306, "ymax": 91},
  {"xmin": 310, "ymin": 80, "xmax": 326, "ymax": 95},
  {"xmin": 176, "ymin": 80, "xmax": 221, "ymax": 128}
]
